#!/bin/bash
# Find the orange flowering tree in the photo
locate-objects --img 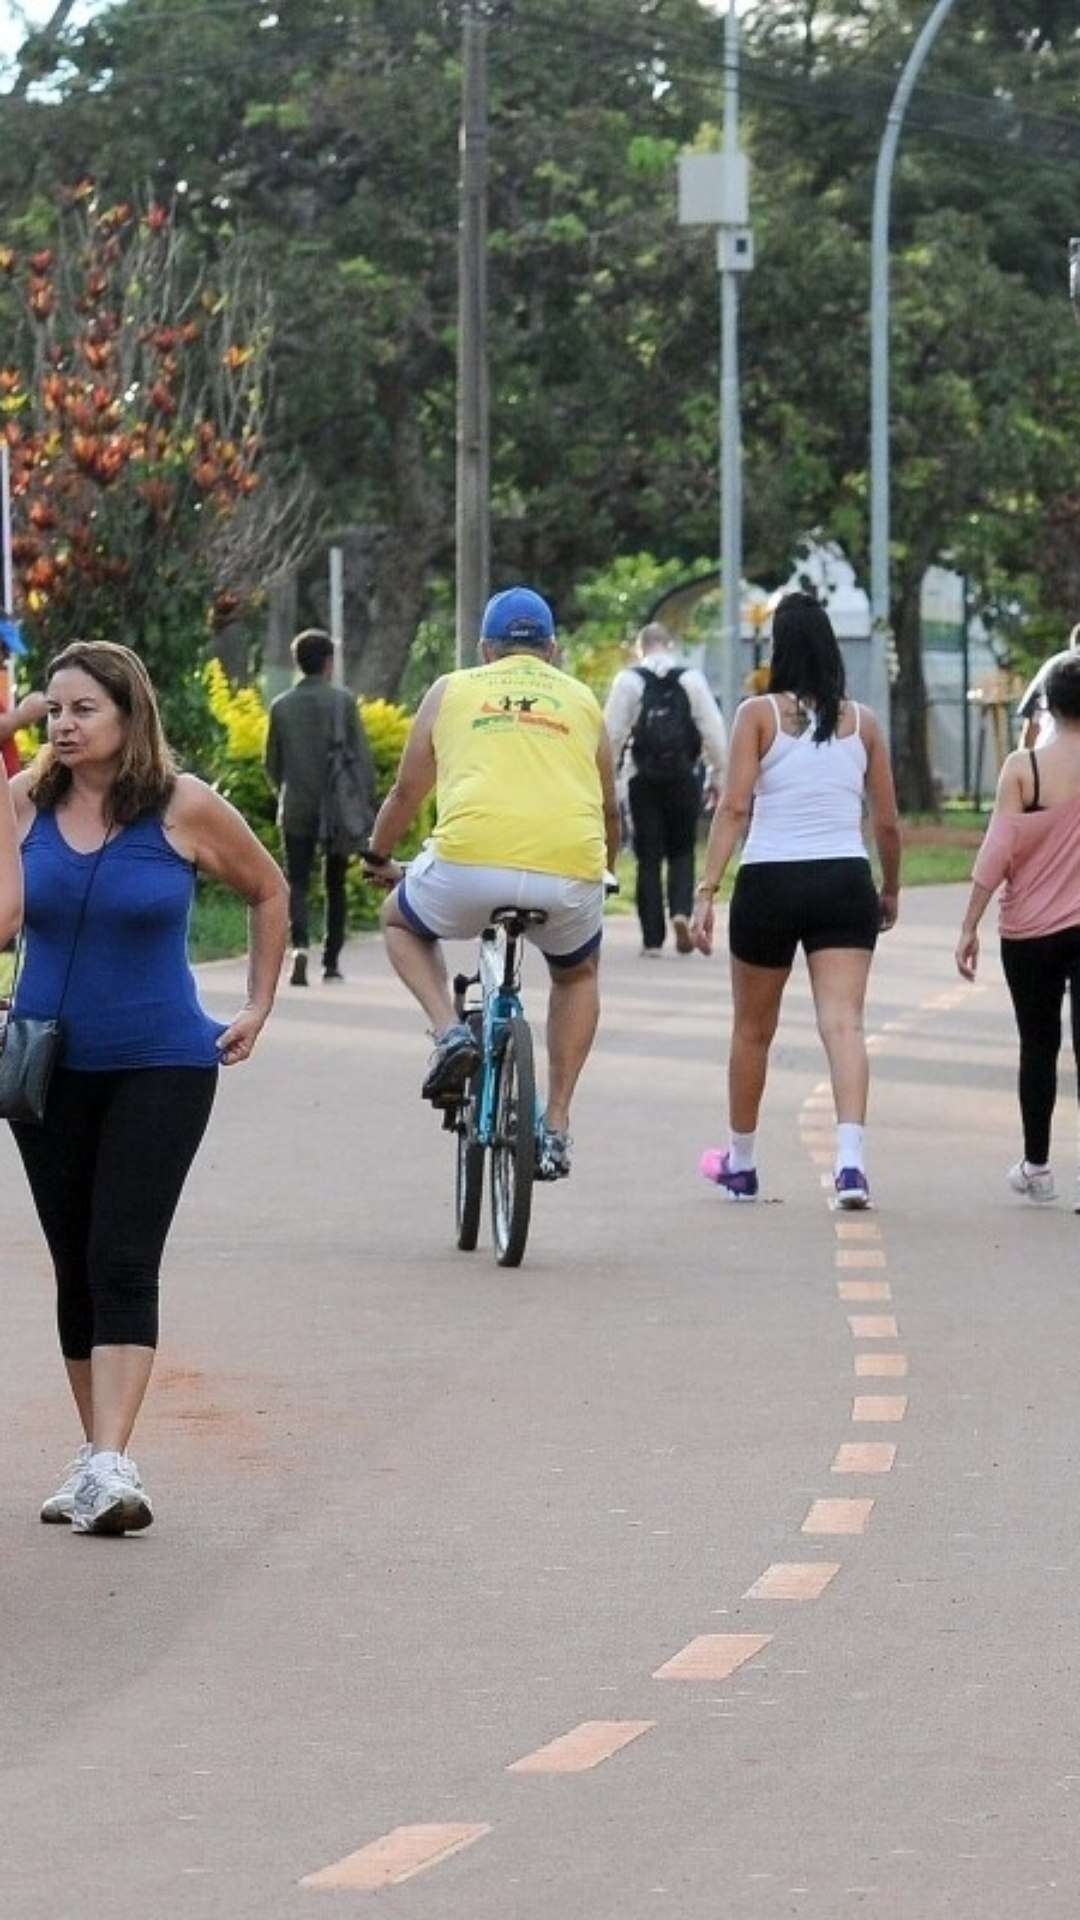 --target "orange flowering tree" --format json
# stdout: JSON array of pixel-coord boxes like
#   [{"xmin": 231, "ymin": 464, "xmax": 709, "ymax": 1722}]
[{"xmin": 0, "ymin": 184, "xmax": 313, "ymax": 756}]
